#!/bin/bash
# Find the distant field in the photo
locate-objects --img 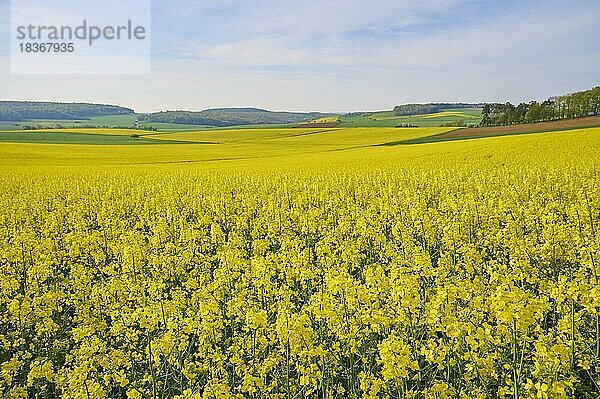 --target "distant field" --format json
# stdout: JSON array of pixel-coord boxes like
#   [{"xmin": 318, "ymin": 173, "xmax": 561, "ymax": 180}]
[
  {"xmin": 0, "ymin": 126, "xmax": 596, "ymax": 170},
  {"xmin": 0, "ymin": 127, "xmax": 451, "ymax": 154},
  {"xmin": 84, "ymin": 114, "xmax": 138, "ymax": 125},
  {"xmin": 448, "ymin": 115, "xmax": 600, "ymax": 136},
  {"xmin": 7, "ymin": 113, "xmax": 598, "ymax": 150},
  {"xmin": 137, "ymin": 122, "xmax": 219, "ymax": 131},
  {"xmin": 149, "ymin": 127, "xmax": 447, "ymax": 147},
  {"xmin": 13, "ymin": 114, "xmax": 138, "ymax": 128},
  {"xmin": 339, "ymin": 108, "xmax": 482, "ymax": 127},
  {"xmin": 370, "ymin": 111, "xmax": 402, "ymax": 120},
  {"xmin": 1, "ymin": 109, "xmax": 482, "ymax": 131},
  {"xmin": 420, "ymin": 110, "xmax": 478, "ymax": 119},
  {"xmin": 0, "ymin": 123, "xmax": 20, "ymax": 131},
  {"xmin": 0, "ymin": 124, "xmax": 596, "ymax": 167},
  {"xmin": 7, "ymin": 118, "xmax": 595, "ymax": 148},
  {"xmin": 0, "ymin": 114, "xmax": 215, "ymax": 131},
  {"xmin": 0, "ymin": 130, "xmax": 190, "ymax": 145},
  {"xmin": 4, "ymin": 116, "xmax": 303, "ymax": 132},
  {"xmin": 306, "ymin": 116, "xmax": 341, "ymax": 124},
  {"xmin": 15, "ymin": 128, "xmax": 146, "ymax": 136}
]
